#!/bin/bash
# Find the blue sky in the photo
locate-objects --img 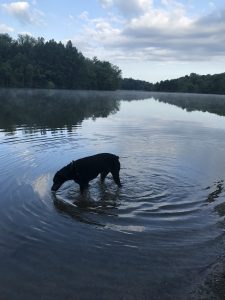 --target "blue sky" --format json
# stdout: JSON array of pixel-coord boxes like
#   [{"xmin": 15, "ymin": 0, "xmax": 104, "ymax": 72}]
[{"xmin": 0, "ymin": 0, "xmax": 225, "ymax": 82}]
